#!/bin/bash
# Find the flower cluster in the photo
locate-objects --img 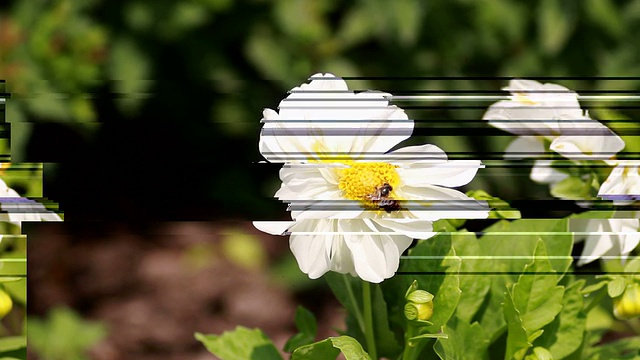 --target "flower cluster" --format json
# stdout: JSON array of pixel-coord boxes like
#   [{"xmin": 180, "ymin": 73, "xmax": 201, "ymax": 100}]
[
  {"xmin": 483, "ymin": 79, "xmax": 639, "ymax": 265},
  {"xmin": 255, "ymin": 73, "xmax": 488, "ymax": 283}
]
